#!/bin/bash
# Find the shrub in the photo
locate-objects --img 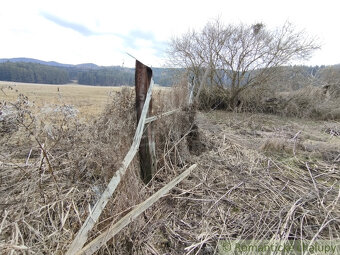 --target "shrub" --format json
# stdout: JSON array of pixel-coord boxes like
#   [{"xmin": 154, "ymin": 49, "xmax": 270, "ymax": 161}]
[{"xmin": 198, "ymin": 86, "xmax": 230, "ymax": 110}]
